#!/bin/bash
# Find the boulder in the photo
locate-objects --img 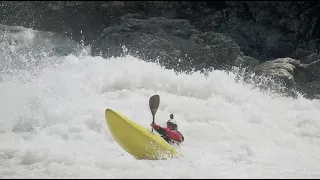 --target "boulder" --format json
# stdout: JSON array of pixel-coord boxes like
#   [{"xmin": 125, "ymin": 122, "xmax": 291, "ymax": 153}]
[{"xmin": 92, "ymin": 17, "xmax": 251, "ymax": 72}]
